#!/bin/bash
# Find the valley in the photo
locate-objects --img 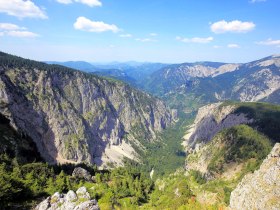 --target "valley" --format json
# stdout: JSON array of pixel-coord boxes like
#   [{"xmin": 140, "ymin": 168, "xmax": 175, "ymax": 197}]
[
  {"xmin": 1, "ymin": 52, "xmax": 280, "ymax": 210},
  {"xmin": 1, "ymin": 0, "xmax": 279, "ymax": 209}
]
